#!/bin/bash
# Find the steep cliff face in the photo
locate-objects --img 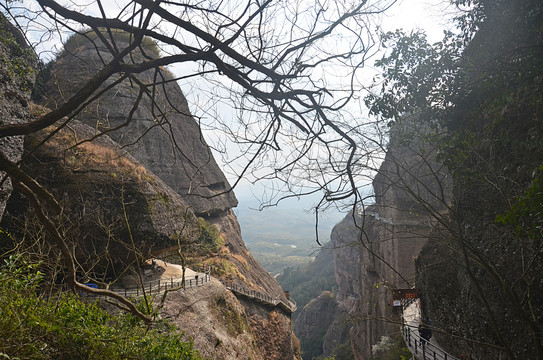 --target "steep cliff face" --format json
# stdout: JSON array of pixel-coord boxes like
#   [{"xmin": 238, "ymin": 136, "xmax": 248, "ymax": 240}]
[
  {"xmin": 330, "ymin": 213, "xmax": 361, "ymax": 311},
  {"xmin": 1, "ymin": 120, "xmax": 199, "ymax": 275},
  {"xmin": 328, "ymin": 117, "xmax": 450, "ymax": 360},
  {"xmin": 0, "ymin": 14, "xmax": 36, "ymax": 220},
  {"xmin": 39, "ymin": 34, "xmax": 237, "ymax": 217},
  {"xmin": 414, "ymin": 2, "xmax": 543, "ymax": 357},
  {"xmin": 39, "ymin": 31, "xmax": 289, "ymax": 298},
  {"xmin": 23, "ymin": 31, "xmax": 299, "ymax": 359},
  {"xmin": 295, "ymin": 291, "xmax": 338, "ymax": 355}
]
